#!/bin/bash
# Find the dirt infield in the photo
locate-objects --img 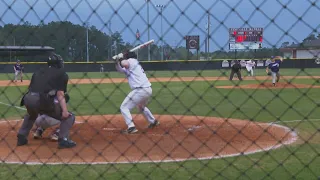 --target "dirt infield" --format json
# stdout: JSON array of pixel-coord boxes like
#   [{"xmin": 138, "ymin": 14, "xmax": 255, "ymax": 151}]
[
  {"xmin": 0, "ymin": 115, "xmax": 297, "ymax": 164},
  {"xmin": 0, "ymin": 76, "xmax": 319, "ymax": 87},
  {"xmin": 217, "ymin": 82, "xmax": 320, "ymax": 89}
]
